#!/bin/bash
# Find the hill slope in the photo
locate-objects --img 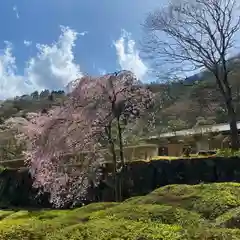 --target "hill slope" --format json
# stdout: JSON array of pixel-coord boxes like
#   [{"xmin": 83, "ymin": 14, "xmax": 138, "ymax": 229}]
[
  {"xmin": 0, "ymin": 183, "xmax": 239, "ymax": 239},
  {"xmin": 1, "ymin": 67, "xmax": 240, "ymax": 137}
]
